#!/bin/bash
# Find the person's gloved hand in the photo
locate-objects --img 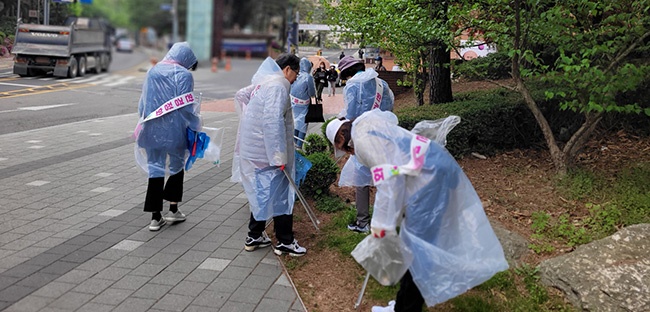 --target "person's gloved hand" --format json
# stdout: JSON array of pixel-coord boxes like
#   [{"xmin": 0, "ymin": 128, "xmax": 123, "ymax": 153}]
[
  {"xmin": 278, "ymin": 164, "xmax": 286, "ymax": 171},
  {"xmin": 371, "ymin": 227, "xmax": 387, "ymax": 238}
]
